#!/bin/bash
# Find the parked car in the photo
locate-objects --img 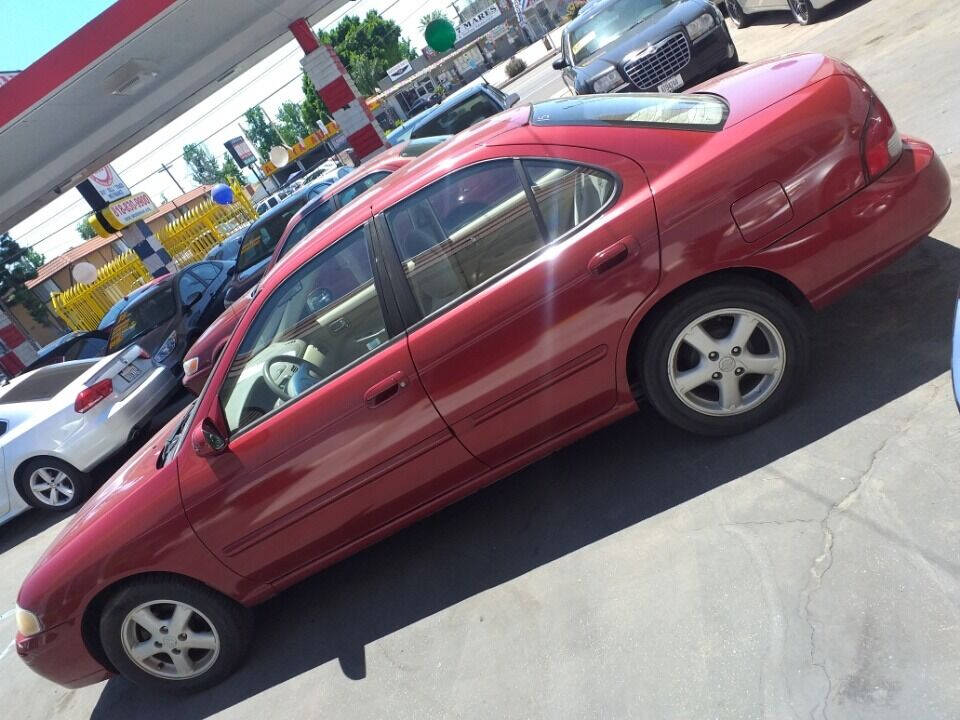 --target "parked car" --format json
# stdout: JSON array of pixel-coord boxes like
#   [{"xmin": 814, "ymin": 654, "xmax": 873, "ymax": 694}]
[
  {"xmin": 16, "ymin": 54, "xmax": 951, "ymax": 693},
  {"xmin": 726, "ymin": 0, "xmax": 839, "ymax": 26},
  {"xmin": 555, "ymin": 0, "xmax": 738, "ymax": 95},
  {"xmin": 0, "ymin": 344, "xmax": 177, "ymax": 525},
  {"xmin": 181, "ymin": 137, "xmax": 449, "ymax": 394},
  {"xmin": 221, "ymin": 170, "xmax": 354, "ymax": 307},
  {"xmin": 386, "ymin": 83, "xmax": 520, "ymax": 145},
  {"xmin": 105, "ymin": 261, "xmax": 233, "ymax": 375},
  {"xmin": 21, "ymin": 330, "xmax": 110, "ymax": 373}
]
